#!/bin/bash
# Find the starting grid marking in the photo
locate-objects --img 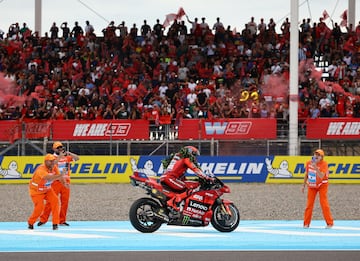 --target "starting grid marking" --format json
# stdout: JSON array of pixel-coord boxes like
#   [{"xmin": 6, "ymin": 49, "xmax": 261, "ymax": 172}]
[{"xmin": 0, "ymin": 220, "xmax": 359, "ymax": 251}]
